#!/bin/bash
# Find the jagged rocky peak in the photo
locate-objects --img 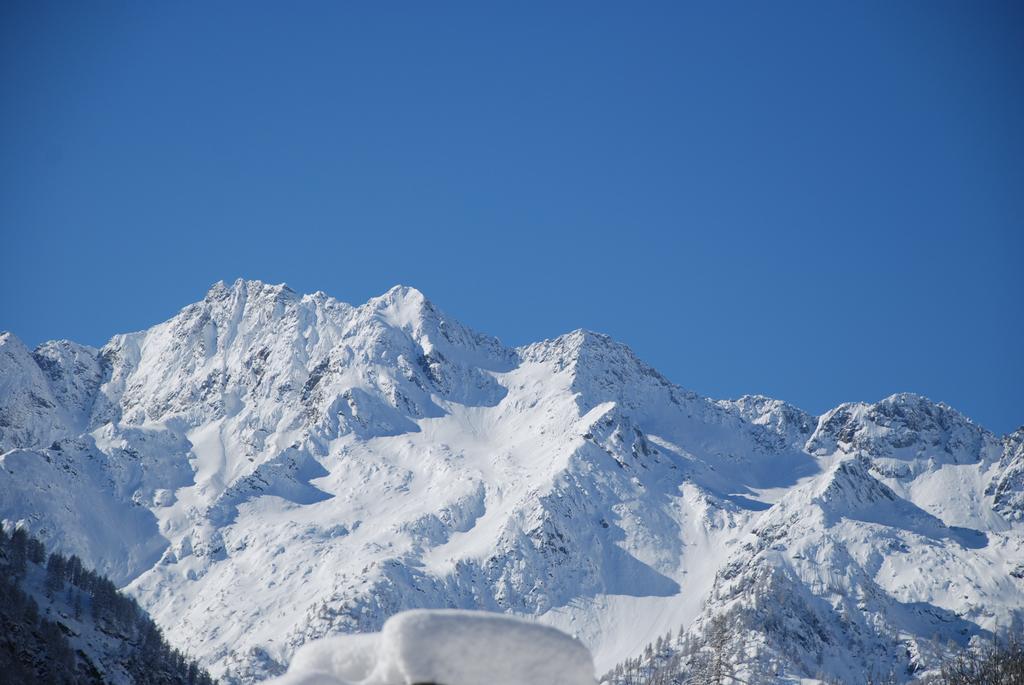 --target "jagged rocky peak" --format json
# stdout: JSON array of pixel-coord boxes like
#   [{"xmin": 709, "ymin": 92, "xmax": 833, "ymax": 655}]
[
  {"xmin": 728, "ymin": 394, "xmax": 815, "ymax": 426},
  {"xmin": 189, "ymin": 279, "xmax": 359, "ymax": 348},
  {"xmin": 519, "ymin": 329, "xmax": 697, "ymax": 414},
  {"xmin": 83, "ymin": 279, "xmax": 316, "ymax": 425},
  {"xmin": 811, "ymin": 456, "xmax": 899, "ymax": 510},
  {"xmin": 761, "ymin": 451, "xmax": 984, "ymax": 555},
  {"xmin": 31, "ymin": 340, "xmax": 103, "ymax": 421},
  {"xmin": 0, "ymin": 332, "xmax": 70, "ymax": 450},
  {"xmin": 753, "ymin": 456, "xmax": 891, "ymax": 539},
  {"xmin": 721, "ymin": 394, "xmax": 817, "ymax": 447},
  {"xmin": 807, "ymin": 392, "xmax": 996, "ymax": 463},
  {"xmin": 203, "ymin": 278, "xmax": 322, "ymax": 311},
  {"xmin": 362, "ymin": 284, "xmax": 515, "ymax": 371},
  {"xmin": 0, "ymin": 330, "xmax": 36, "ymax": 372},
  {"xmin": 989, "ymin": 427, "xmax": 1024, "ymax": 521},
  {"xmin": 520, "ymin": 329, "xmax": 636, "ymax": 368},
  {"xmin": 0, "ymin": 332, "xmax": 34, "ymax": 385},
  {"xmin": 0, "ymin": 335, "xmax": 102, "ymax": 449},
  {"xmin": 32, "ymin": 338, "xmax": 101, "ymax": 375},
  {"xmin": 198, "ymin": 280, "xmax": 510, "ymax": 370},
  {"xmin": 88, "ymin": 281, "xmax": 520, "ymax": 429},
  {"xmin": 367, "ymin": 283, "xmax": 429, "ymax": 314},
  {"xmin": 191, "ymin": 278, "xmax": 338, "ymax": 349}
]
